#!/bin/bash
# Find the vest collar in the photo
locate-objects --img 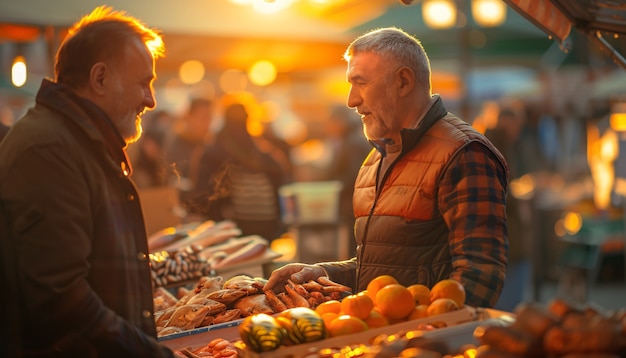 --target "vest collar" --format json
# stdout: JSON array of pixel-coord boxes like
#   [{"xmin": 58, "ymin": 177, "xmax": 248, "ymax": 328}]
[
  {"xmin": 399, "ymin": 95, "xmax": 448, "ymax": 156},
  {"xmin": 369, "ymin": 95, "xmax": 449, "ymax": 157}
]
